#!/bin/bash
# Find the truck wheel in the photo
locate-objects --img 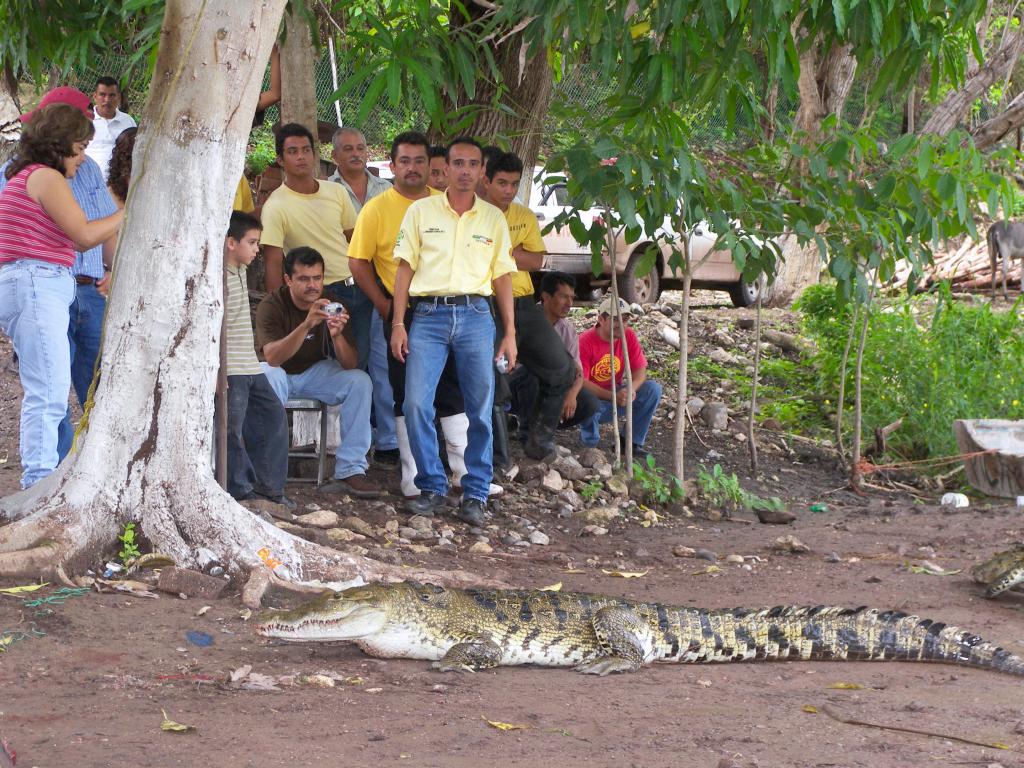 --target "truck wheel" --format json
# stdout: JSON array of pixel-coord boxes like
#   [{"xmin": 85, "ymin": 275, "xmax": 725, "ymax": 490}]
[
  {"xmin": 728, "ymin": 276, "xmax": 772, "ymax": 308},
  {"xmin": 620, "ymin": 247, "xmax": 660, "ymax": 304}
]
